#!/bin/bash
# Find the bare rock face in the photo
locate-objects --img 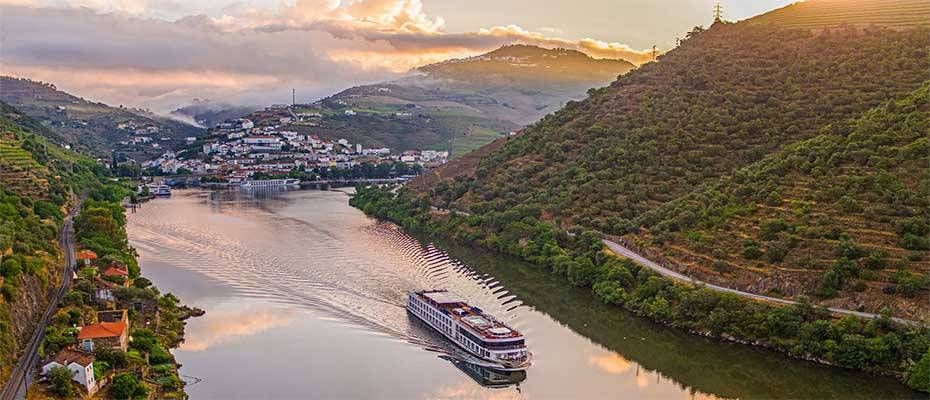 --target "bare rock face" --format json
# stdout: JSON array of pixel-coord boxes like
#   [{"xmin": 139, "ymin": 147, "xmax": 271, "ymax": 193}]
[{"xmin": 0, "ymin": 259, "xmax": 61, "ymax": 385}]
